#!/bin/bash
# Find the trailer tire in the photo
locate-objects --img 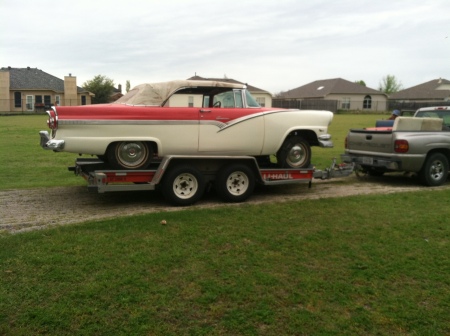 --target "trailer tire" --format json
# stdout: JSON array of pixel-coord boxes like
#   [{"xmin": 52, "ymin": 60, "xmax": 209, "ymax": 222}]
[
  {"xmin": 277, "ymin": 136, "xmax": 311, "ymax": 168},
  {"xmin": 419, "ymin": 153, "xmax": 449, "ymax": 187},
  {"xmin": 215, "ymin": 163, "xmax": 255, "ymax": 203},
  {"xmin": 107, "ymin": 141, "xmax": 152, "ymax": 170},
  {"xmin": 161, "ymin": 165, "xmax": 205, "ymax": 206}
]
